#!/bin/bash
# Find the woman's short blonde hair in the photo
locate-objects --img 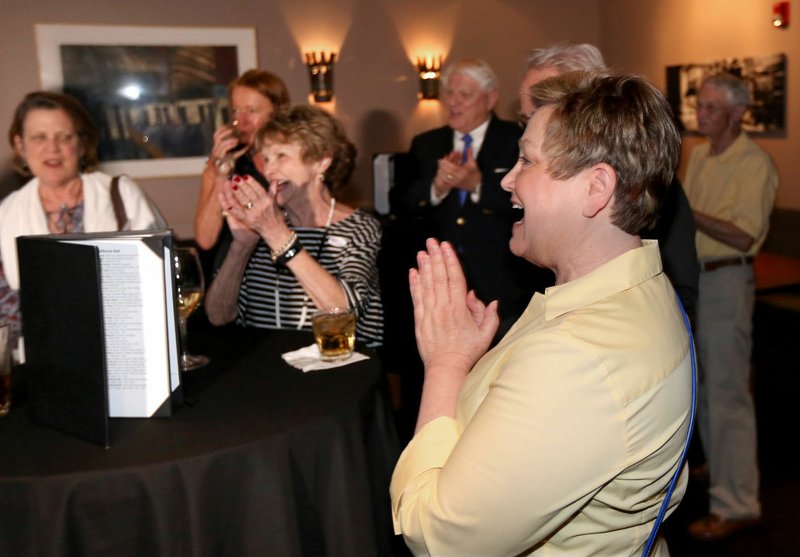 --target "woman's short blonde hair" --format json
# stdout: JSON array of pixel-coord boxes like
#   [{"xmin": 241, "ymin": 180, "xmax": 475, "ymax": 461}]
[
  {"xmin": 256, "ymin": 105, "xmax": 356, "ymax": 191},
  {"xmin": 531, "ymin": 72, "xmax": 680, "ymax": 234}
]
